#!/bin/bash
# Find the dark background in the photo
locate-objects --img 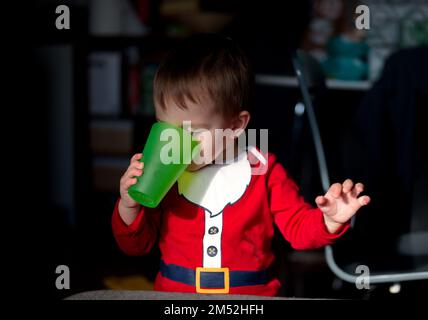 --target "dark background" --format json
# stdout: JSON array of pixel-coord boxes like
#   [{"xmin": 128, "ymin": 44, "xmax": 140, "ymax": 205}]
[{"xmin": 22, "ymin": 0, "xmax": 428, "ymax": 300}]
